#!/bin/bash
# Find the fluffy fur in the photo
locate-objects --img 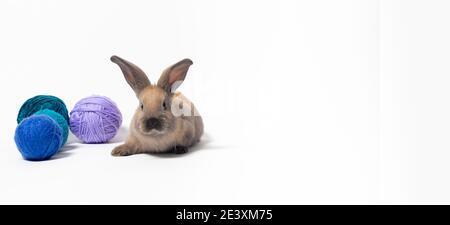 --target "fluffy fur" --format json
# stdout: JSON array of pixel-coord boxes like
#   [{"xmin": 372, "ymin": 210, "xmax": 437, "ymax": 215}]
[{"xmin": 110, "ymin": 55, "xmax": 203, "ymax": 156}]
